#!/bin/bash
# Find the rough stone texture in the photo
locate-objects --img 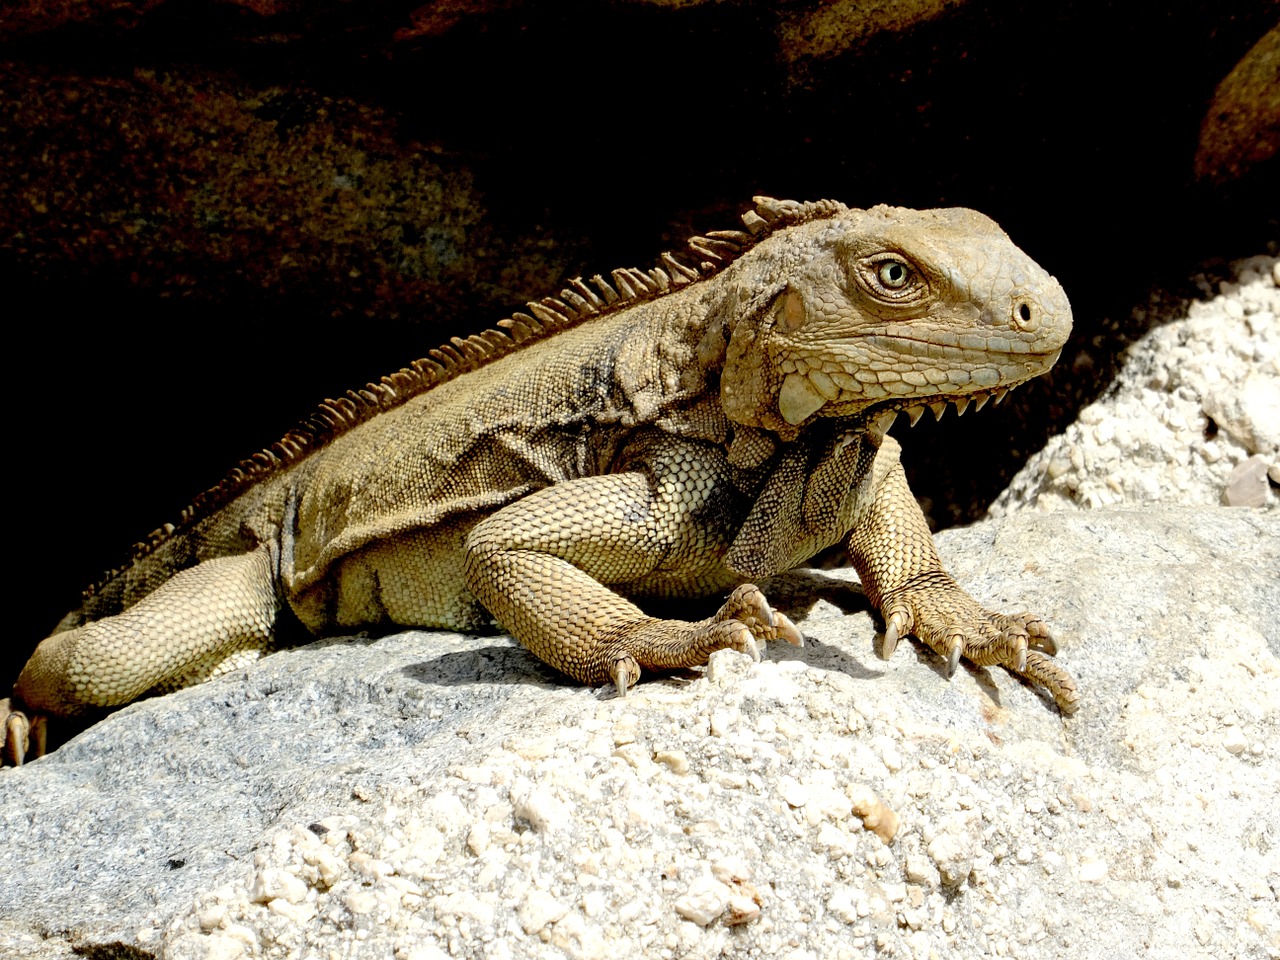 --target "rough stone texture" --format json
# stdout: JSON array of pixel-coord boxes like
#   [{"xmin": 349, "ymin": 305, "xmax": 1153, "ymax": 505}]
[
  {"xmin": 993, "ymin": 256, "xmax": 1280, "ymax": 514},
  {"xmin": 0, "ymin": 64, "xmax": 581, "ymax": 321},
  {"xmin": 1195, "ymin": 23, "xmax": 1280, "ymax": 184},
  {"xmin": 3, "ymin": 506, "xmax": 1277, "ymax": 959}
]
